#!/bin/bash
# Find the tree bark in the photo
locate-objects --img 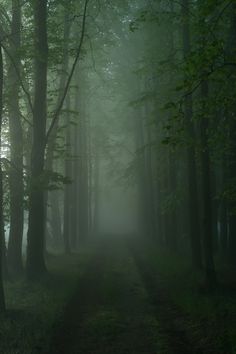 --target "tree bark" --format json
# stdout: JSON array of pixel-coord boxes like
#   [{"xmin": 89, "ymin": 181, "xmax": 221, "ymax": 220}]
[
  {"xmin": 7, "ymin": 0, "xmax": 24, "ymax": 276},
  {"xmin": 93, "ymin": 153, "xmax": 100, "ymax": 235},
  {"xmin": 45, "ymin": 6, "xmax": 71, "ymax": 247},
  {"xmin": 200, "ymin": 79, "xmax": 217, "ymax": 288},
  {"xmin": 0, "ymin": 45, "xmax": 6, "ymax": 312},
  {"xmin": 77, "ymin": 94, "xmax": 89, "ymax": 245},
  {"xmin": 182, "ymin": 0, "xmax": 202, "ymax": 269},
  {"xmin": 49, "ymin": 190, "xmax": 62, "ymax": 247},
  {"xmin": 227, "ymin": 3, "xmax": 236, "ymax": 267},
  {"xmin": 26, "ymin": 0, "xmax": 48, "ymax": 279},
  {"xmin": 63, "ymin": 95, "xmax": 72, "ymax": 254}
]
